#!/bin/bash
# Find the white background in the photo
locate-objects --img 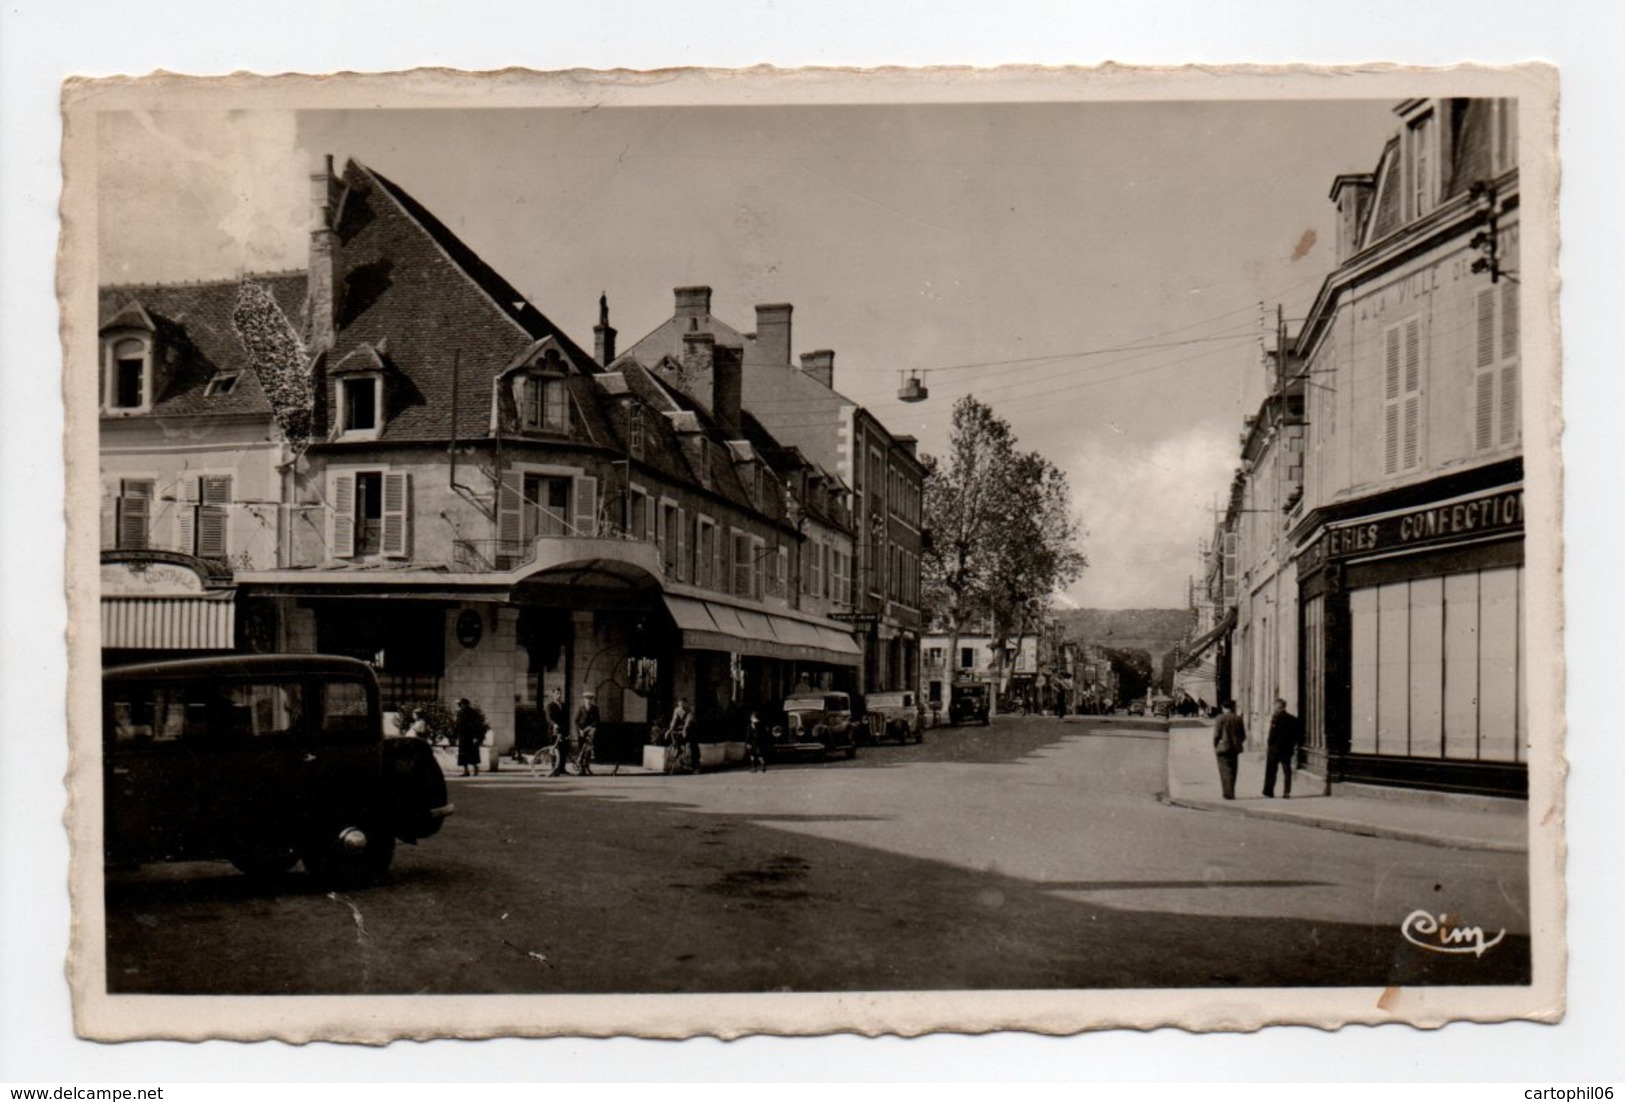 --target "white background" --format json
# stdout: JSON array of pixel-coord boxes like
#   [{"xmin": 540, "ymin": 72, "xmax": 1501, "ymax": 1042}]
[{"xmin": 3, "ymin": 0, "xmax": 1620, "ymax": 1085}]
